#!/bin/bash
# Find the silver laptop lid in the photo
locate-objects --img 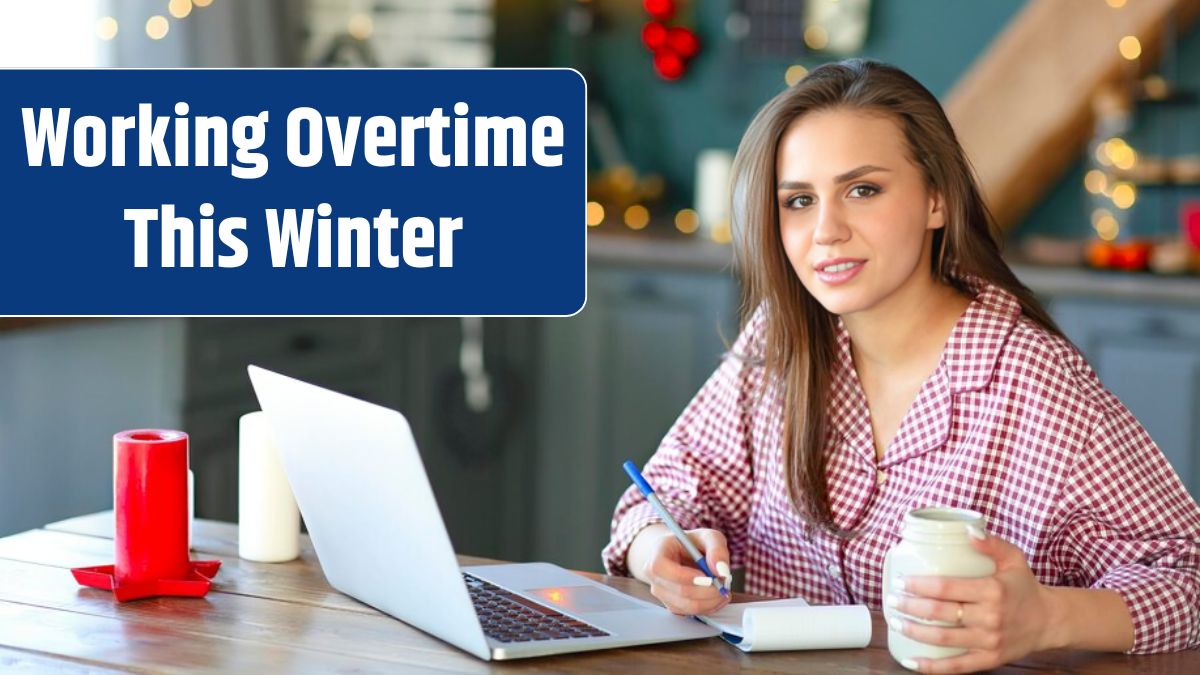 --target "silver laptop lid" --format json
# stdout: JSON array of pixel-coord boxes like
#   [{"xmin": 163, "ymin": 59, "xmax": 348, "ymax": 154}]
[{"xmin": 247, "ymin": 365, "xmax": 490, "ymax": 660}]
